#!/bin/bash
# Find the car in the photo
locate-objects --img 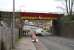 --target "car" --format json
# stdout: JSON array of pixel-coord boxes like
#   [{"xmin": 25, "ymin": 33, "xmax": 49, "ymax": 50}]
[
  {"xmin": 23, "ymin": 24, "xmax": 49, "ymax": 36},
  {"xmin": 35, "ymin": 28, "xmax": 43, "ymax": 33},
  {"xmin": 31, "ymin": 27, "xmax": 44, "ymax": 35}
]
